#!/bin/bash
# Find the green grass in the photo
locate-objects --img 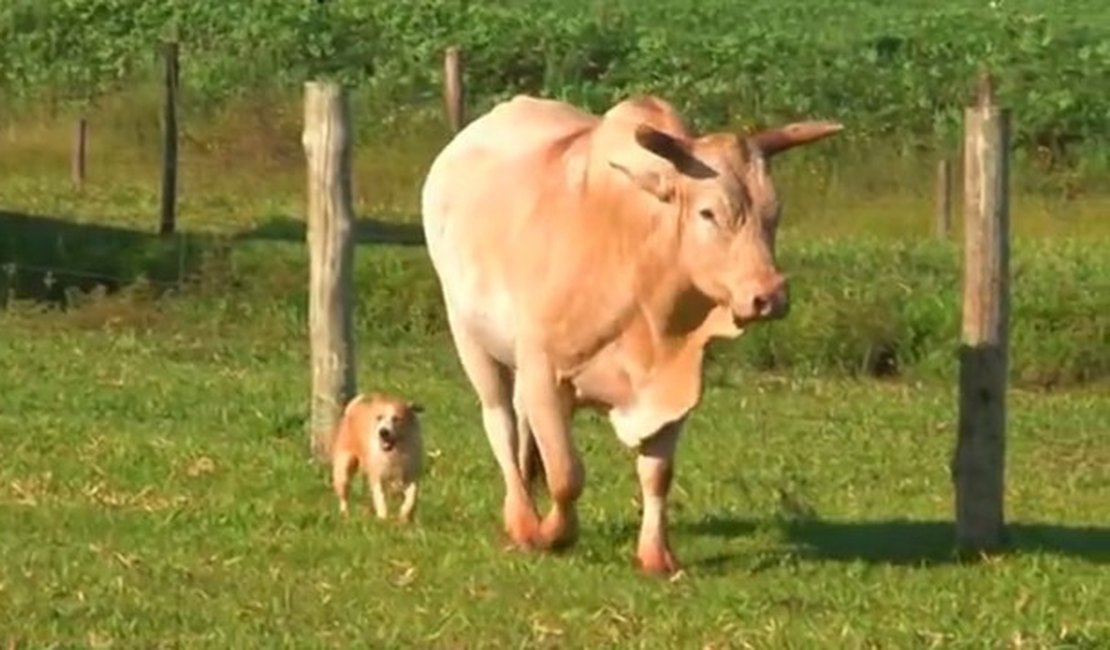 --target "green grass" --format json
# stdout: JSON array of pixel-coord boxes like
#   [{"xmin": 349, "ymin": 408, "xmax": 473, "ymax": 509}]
[
  {"xmin": 3, "ymin": 206, "xmax": 1108, "ymax": 388},
  {"xmin": 0, "ymin": 209, "xmax": 1107, "ymax": 645},
  {"xmin": 3, "ymin": 296, "xmax": 1110, "ymax": 647}
]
